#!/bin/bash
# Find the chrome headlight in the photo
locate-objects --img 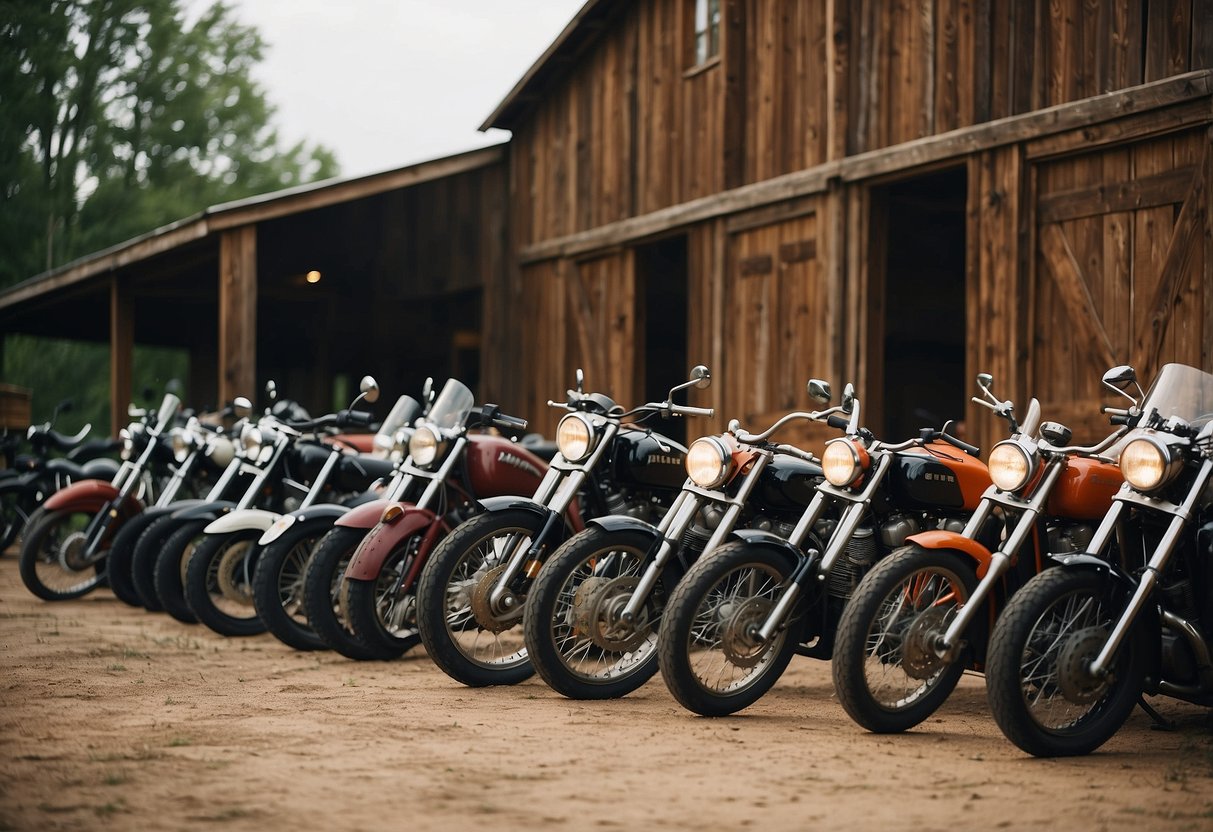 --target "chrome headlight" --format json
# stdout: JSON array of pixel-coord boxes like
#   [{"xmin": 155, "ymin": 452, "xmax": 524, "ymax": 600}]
[
  {"xmin": 169, "ymin": 427, "xmax": 192, "ymax": 463},
  {"xmin": 686, "ymin": 436, "xmax": 732, "ymax": 488},
  {"xmin": 241, "ymin": 424, "xmax": 263, "ymax": 459},
  {"xmin": 988, "ymin": 440, "xmax": 1034, "ymax": 492},
  {"xmin": 409, "ymin": 426, "xmax": 443, "ymax": 468},
  {"xmin": 1120, "ymin": 436, "xmax": 1181, "ymax": 493},
  {"xmin": 556, "ymin": 413, "xmax": 596, "ymax": 463},
  {"xmin": 208, "ymin": 435, "xmax": 236, "ymax": 468},
  {"xmin": 822, "ymin": 438, "xmax": 867, "ymax": 487}
]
